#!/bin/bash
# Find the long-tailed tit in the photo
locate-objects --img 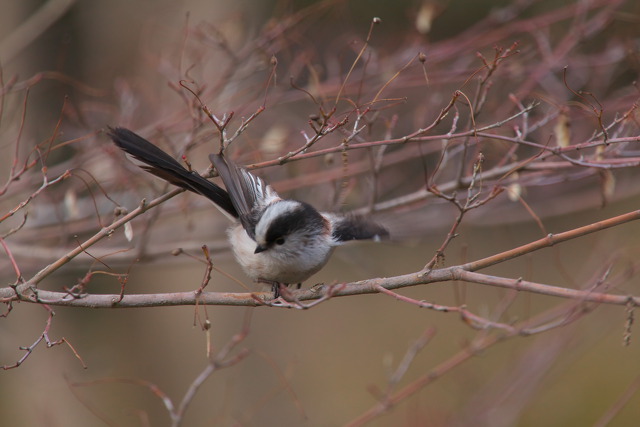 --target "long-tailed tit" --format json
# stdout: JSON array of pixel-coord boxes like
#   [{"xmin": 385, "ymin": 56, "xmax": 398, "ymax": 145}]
[{"xmin": 107, "ymin": 127, "xmax": 388, "ymax": 296}]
